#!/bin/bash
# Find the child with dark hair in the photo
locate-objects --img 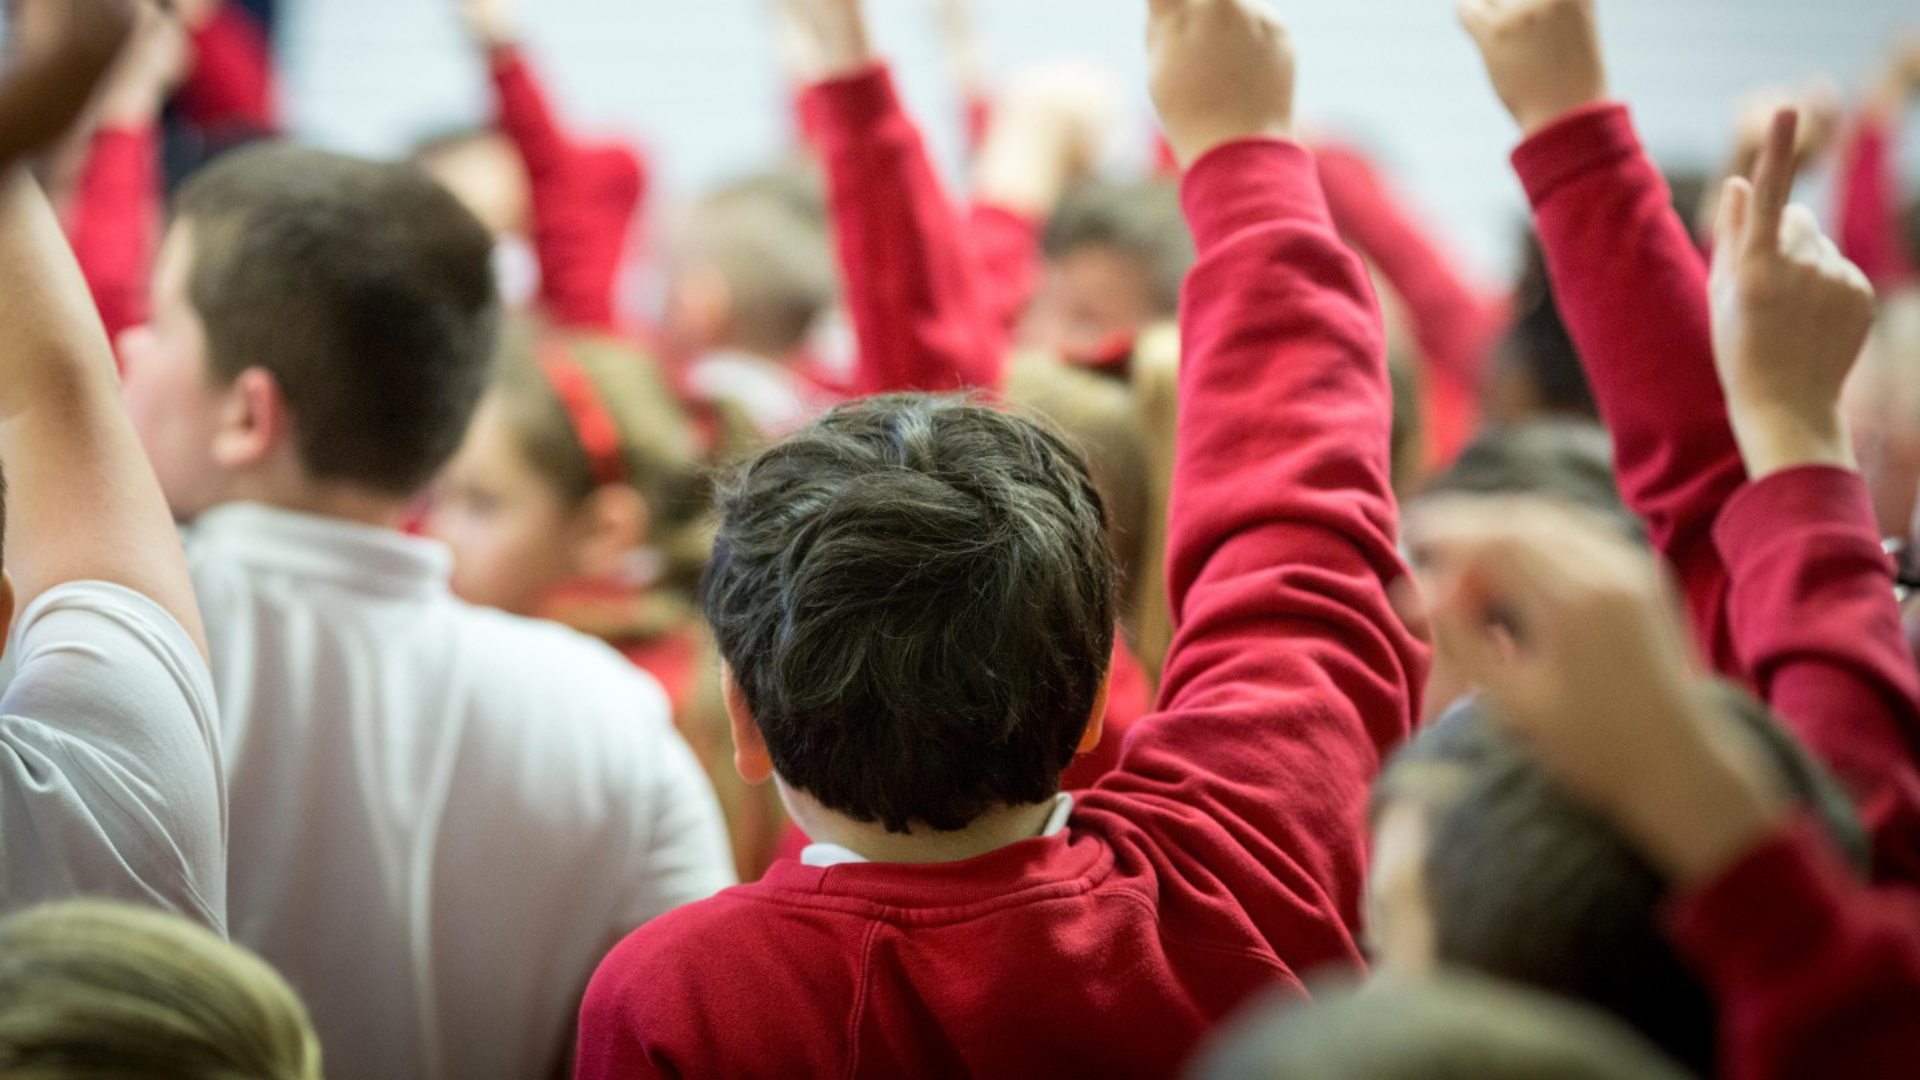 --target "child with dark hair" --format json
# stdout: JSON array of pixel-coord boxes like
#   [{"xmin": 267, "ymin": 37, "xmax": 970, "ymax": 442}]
[
  {"xmin": 1408, "ymin": 497, "xmax": 1920, "ymax": 1080},
  {"xmin": 0, "ymin": 0, "xmax": 226, "ymax": 928},
  {"xmin": 577, "ymin": 0, "xmax": 1426, "ymax": 1074},
  {"xmin": 115, "ymin": 143, "xmax": 734, "ymax": 1079}
]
